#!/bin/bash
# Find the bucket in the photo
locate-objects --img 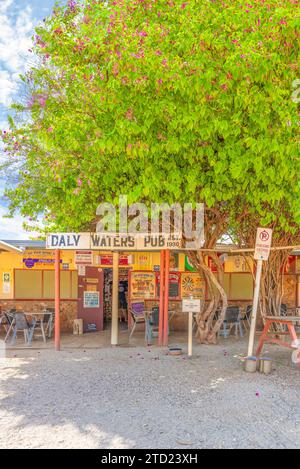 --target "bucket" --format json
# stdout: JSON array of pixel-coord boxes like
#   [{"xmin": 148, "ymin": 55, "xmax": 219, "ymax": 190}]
[
  {"xmin": 73, "ymin": 319, "xmax": 83, "ymax": 335},
  {"xmin": 259, "ymin": 357, "xmax": 272, "ymax": 375},
  {"xmin": 244, "ymin": 356, "xmax": 258, "ymax": 373}
]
